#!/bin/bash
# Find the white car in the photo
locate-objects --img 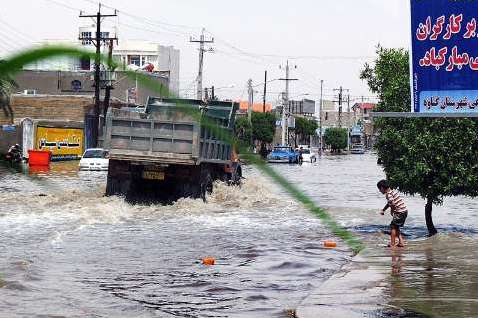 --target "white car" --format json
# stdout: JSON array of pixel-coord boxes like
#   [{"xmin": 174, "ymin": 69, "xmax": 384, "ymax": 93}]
[
  {"xmin": 300, "ymin": 148, "xmax": 317, "ymax": 163},
  {"xmin": 79, "ymin": 148, "xmax": 109, "ymax": 171}
]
